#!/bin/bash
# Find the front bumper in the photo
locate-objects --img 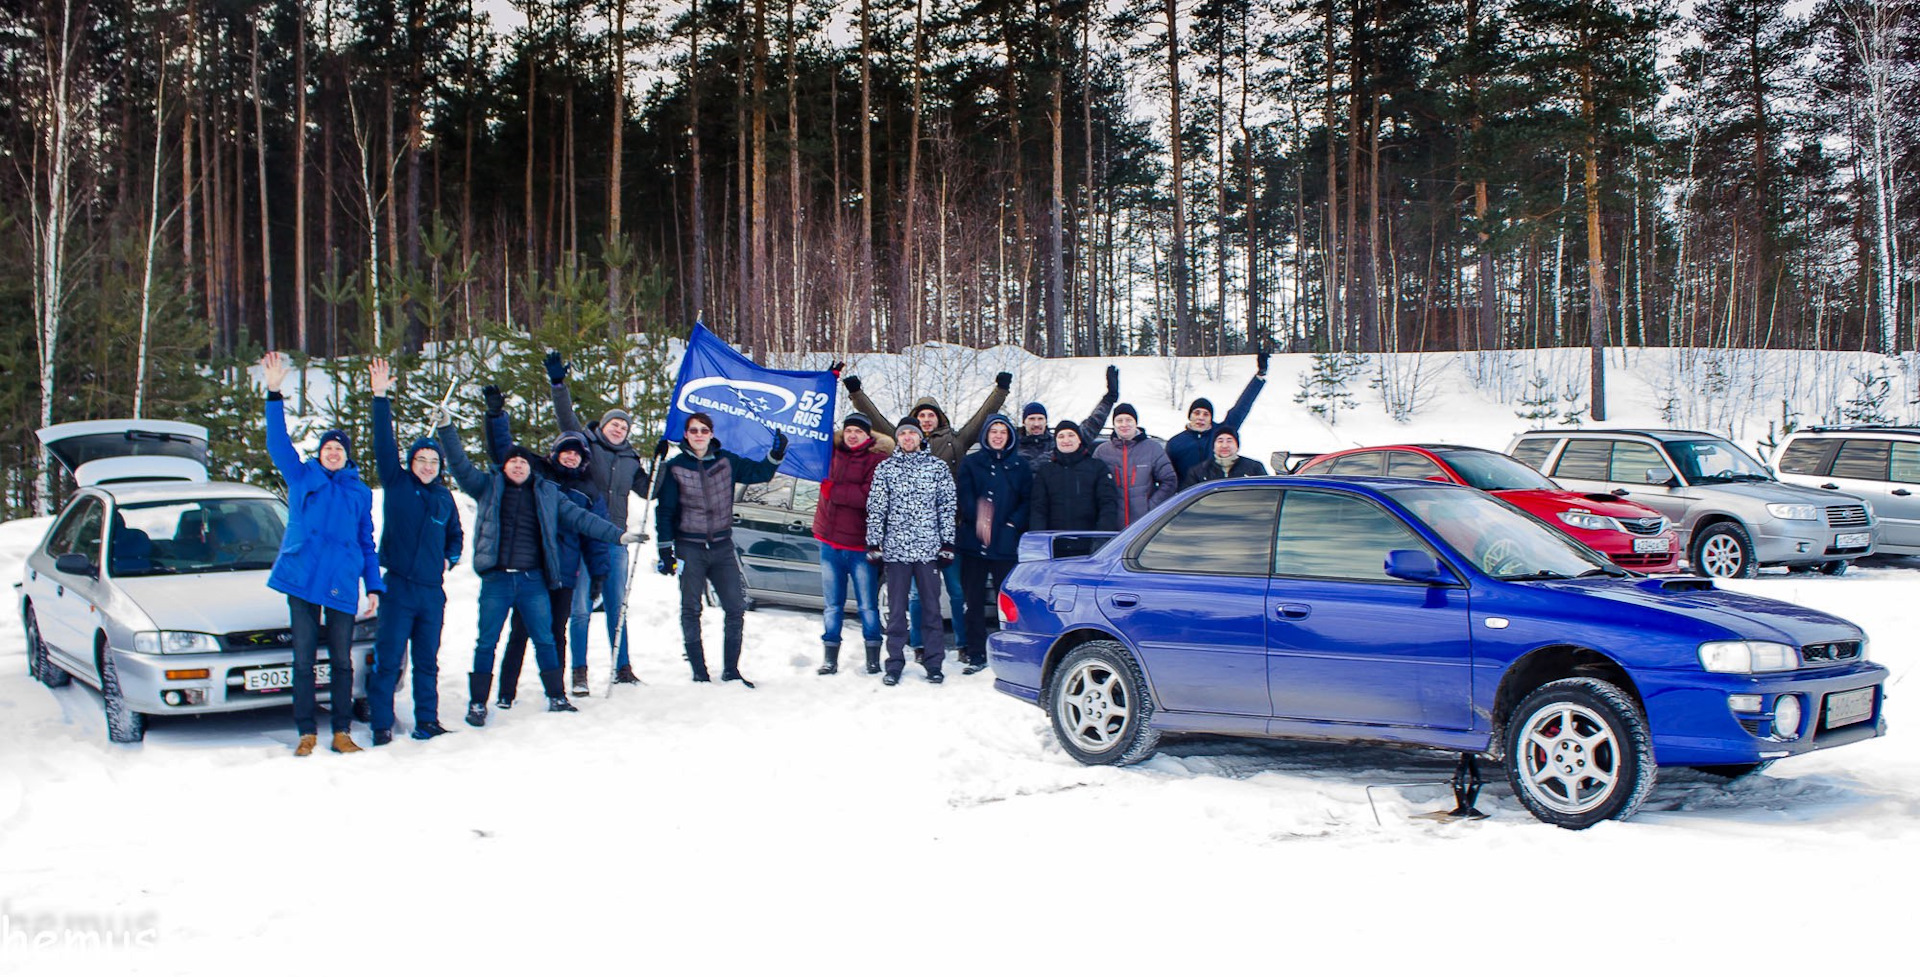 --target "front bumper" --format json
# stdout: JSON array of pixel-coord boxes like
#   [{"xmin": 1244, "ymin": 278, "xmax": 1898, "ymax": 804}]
[
  {"xmin": 109, "ymin": 643, "xmax": 378, "ymax": 716},
  {"xmin": 1753, "ymin": 519, "xmax": 1877, "ymax": 565},
  {"xmin": 1642, "ymin": 661, "xmax": 1890, "ymax": 765},
  {"xmin": 1580, "ymin": 527, "xmax": 1682, "ymax": 572}
]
